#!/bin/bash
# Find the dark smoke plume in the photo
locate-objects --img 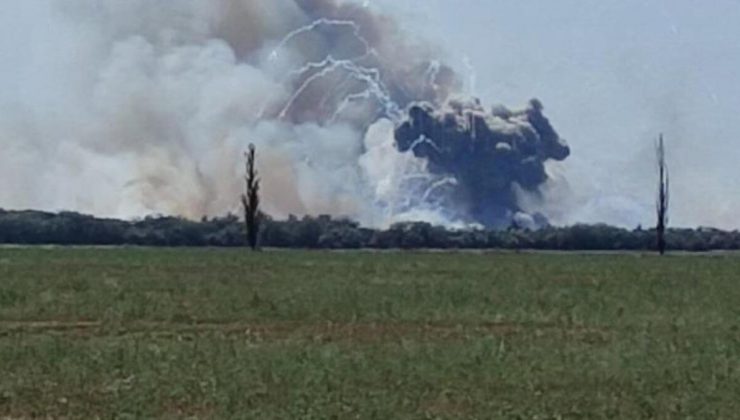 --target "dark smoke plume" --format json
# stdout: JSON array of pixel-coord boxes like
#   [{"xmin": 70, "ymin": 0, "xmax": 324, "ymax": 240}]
[{"xmin": 395, "ymin": 98, "xmax": 570, "ymax": 228}]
